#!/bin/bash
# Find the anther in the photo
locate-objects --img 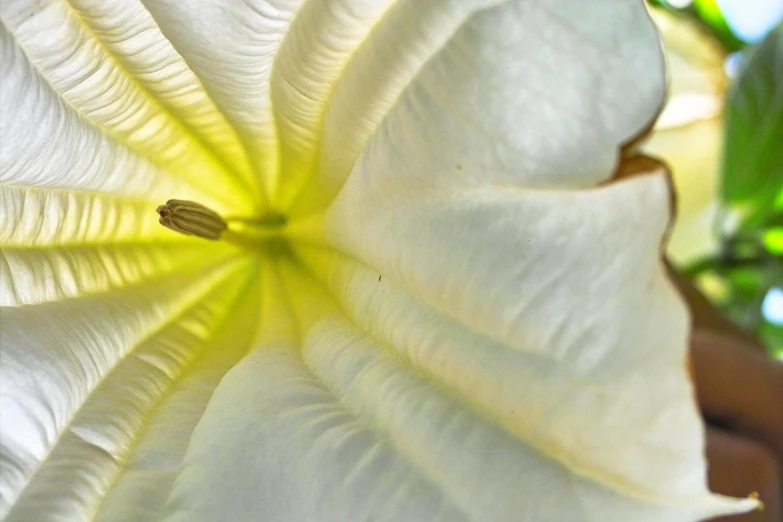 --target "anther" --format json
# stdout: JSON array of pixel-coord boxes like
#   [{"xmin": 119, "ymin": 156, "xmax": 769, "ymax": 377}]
[{"xmin": 156, "ymin": 199, "xmax": 227, "ymax": 240}]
